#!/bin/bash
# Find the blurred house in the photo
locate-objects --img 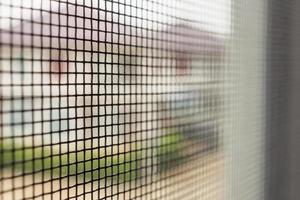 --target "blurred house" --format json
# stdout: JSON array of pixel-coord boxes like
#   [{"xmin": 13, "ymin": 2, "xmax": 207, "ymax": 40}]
[
  {"xmin": 0, "ymin": 4, "xmax": 142, "ymax": 147},
  {"xmin": 155, "ymin": 24, "xmax": 224, "ymax": 147},
  {"xmin": 0, "ymin": 4, "xmax": 224, "ymax": 154}
]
